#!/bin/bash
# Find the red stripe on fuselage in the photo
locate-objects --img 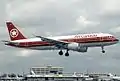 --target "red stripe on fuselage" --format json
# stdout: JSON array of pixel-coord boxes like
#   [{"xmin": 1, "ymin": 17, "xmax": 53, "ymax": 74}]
[{"xmin": 63, "ymin": 36, "xmax": 115, "ymax": 43}]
